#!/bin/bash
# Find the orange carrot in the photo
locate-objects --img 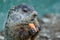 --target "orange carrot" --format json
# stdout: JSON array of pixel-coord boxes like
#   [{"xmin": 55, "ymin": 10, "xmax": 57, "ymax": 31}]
[{"xmin": 28, "ymin": 23, "xmax": 37, "ymax": 32}]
